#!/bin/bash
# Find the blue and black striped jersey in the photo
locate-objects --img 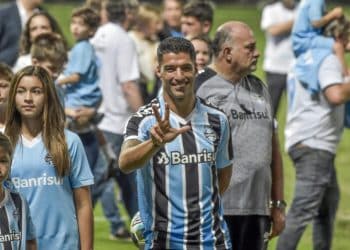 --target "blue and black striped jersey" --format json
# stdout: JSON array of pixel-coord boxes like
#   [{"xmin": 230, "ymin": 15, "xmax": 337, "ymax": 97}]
[
  {"xmin": 125, "ymin": 96, "xmax": 233, "ymax": 250},
  {"xmin": 0, "ymin": 186, "xmax": 35, "ymax": 250}
]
